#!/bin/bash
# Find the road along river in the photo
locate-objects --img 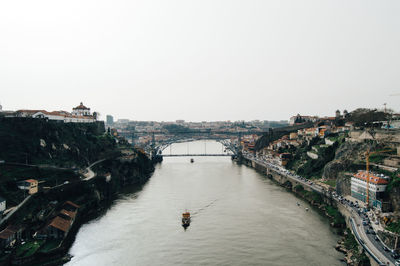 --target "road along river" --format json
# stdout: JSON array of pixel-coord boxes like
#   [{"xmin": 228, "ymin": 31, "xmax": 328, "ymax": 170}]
[{"xmin": 66, "ymin": 140, "xmax": 343, "ymax": 266}]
